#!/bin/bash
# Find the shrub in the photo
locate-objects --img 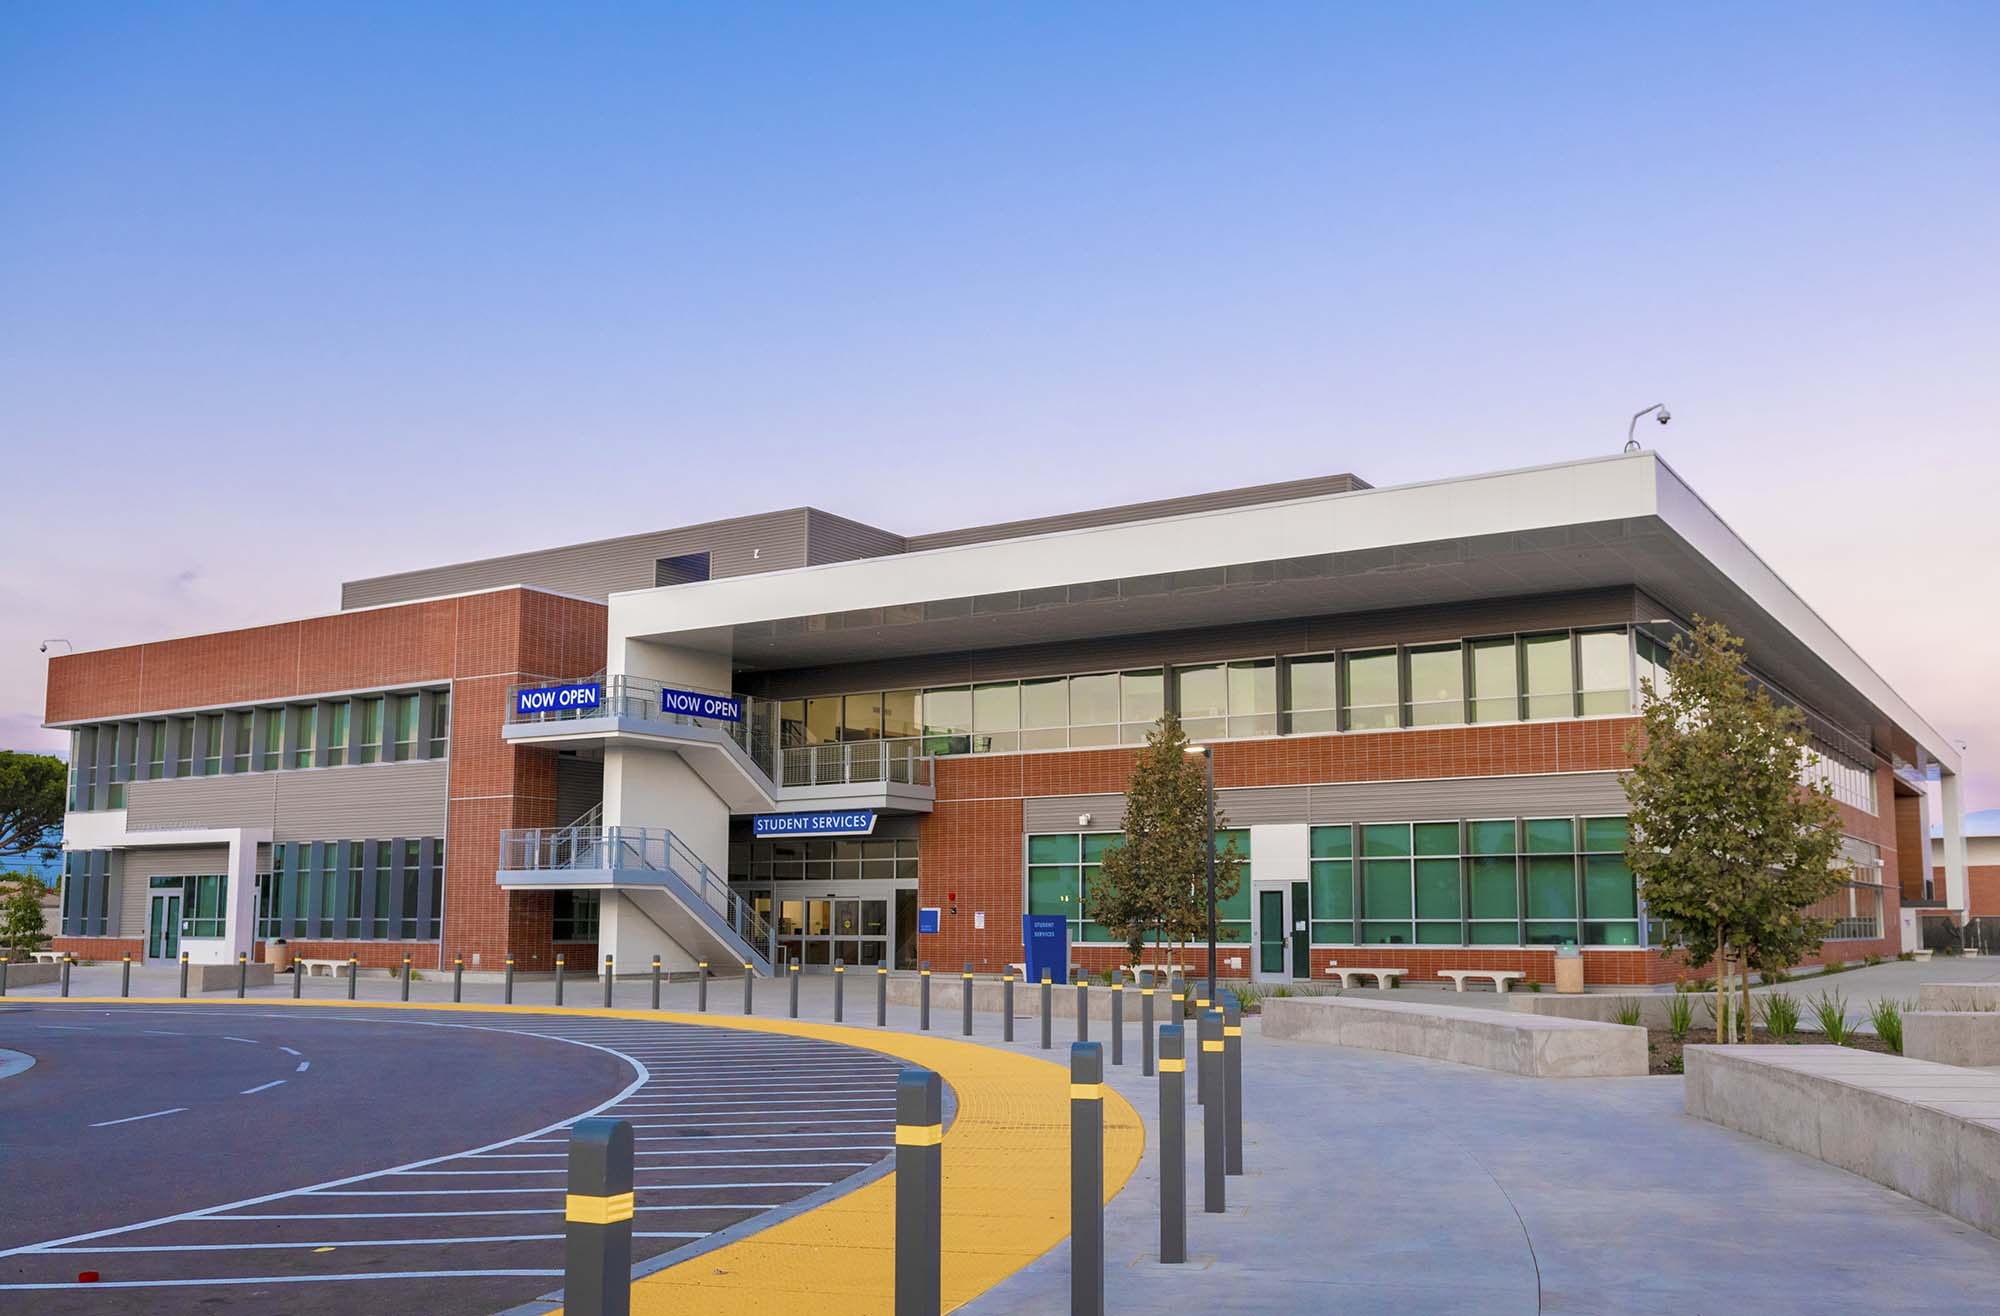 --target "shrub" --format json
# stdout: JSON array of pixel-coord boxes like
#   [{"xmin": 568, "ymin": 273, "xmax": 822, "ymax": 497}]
[
  {"xmin": 1526, "ymin": 979, "xmax": 1542, "ymax": 993},
  {"xmin": 1615, "ymin": 1001, "xmax": 1643, "ymax": 1028},
  {"xmin": 1812, "ymin": 990, "xmax": 1851, "ymax": 1045},
  {"xmin": 1665, "ymin": 991, "xmax": 1694, "ymax": 1041},
  {"xmin": 1819, "ymin": 960, "xmax": 1845, "ymax": 976},
  {"xmin": 1897, "ymin": 951, "xmax": 1916, "ymax": 962},
  {"xmin": 1664, "ymin": 1053, "xmax": 1685, "ymax": 1075},
  {"xmin": 1757, "ymin": 992, "xmax": 1800, "ymax": 1039},
  {"xmin": 1864, "ymin": 954, "xmax": 1884, "ymax": 968},
  {"xmin": 1763, "ymin": 968, "xmax": 1791, "ymax": 984},
  {"xmin": 1870, "ymin": 998, "xmax": 1906, "ymax": 1054}
]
